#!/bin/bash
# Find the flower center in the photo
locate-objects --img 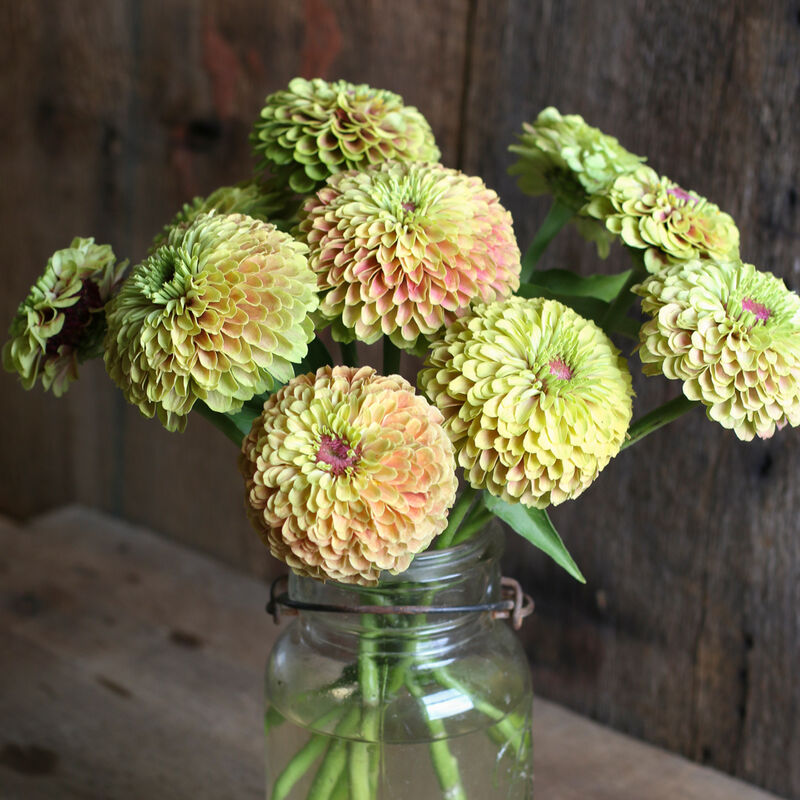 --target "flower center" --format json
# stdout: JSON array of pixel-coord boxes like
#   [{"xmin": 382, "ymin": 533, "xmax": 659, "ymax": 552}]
[
  {"xmin": 741, "ymin": 296, "xmax": 772, "ymax": 322},
  {"xmin": 316, "ymin": 434, "xmax": 361, "ymax": 476},
  {"xmin": 667, "ymin": 186, "xmax": 697, "ymax": 206},
  {"xmin": 401, "ymin": 200, "xmax": 417, "ymax": 213},
  {"xmin": 45, "ymin": 280, "xmax": 103, "ymax": 356},
  {"xmin": 548, "ymin": 357, "xmax": 573, "ymax": 381}
]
